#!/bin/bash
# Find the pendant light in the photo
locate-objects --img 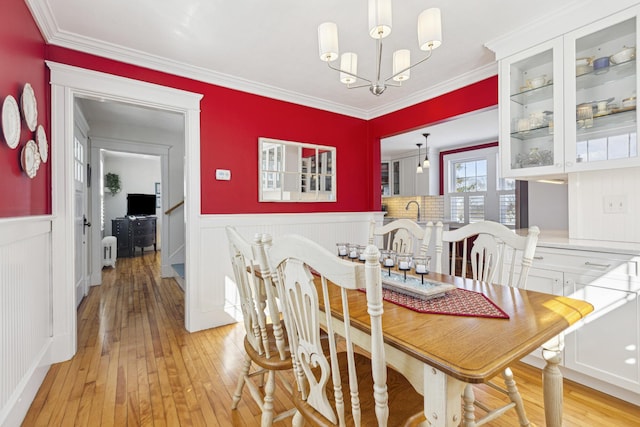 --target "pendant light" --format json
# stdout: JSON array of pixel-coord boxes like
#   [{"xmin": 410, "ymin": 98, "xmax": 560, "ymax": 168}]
[
  {"xmin": 422, "ymin": 133, "xmax": 430, "ymax": 168},
  {"xmin": 416, "ymin": 143, "xmax": 423, "ymax": 174}
]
